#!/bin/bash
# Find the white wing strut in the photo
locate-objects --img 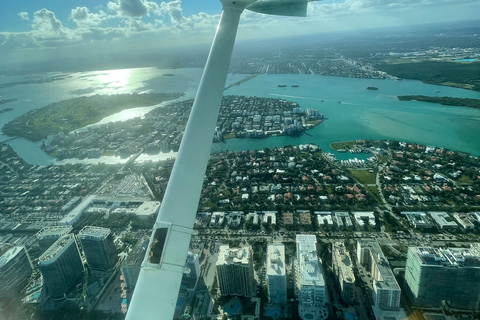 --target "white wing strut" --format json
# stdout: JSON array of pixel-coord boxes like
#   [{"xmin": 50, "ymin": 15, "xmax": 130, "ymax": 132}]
[{"xmin": 126, "ymin": 1, "xmax": 319, "ymax": 319}]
